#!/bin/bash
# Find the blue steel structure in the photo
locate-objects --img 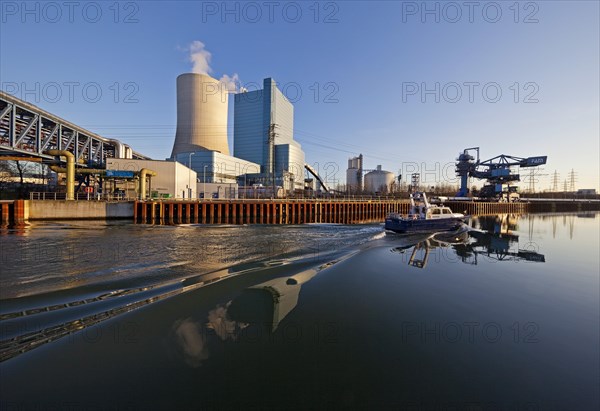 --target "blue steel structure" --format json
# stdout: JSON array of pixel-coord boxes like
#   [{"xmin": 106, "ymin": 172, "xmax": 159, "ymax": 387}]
[{"xmin": 456, "ymin": 147, "xmax": 547, "ymax": 198}]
